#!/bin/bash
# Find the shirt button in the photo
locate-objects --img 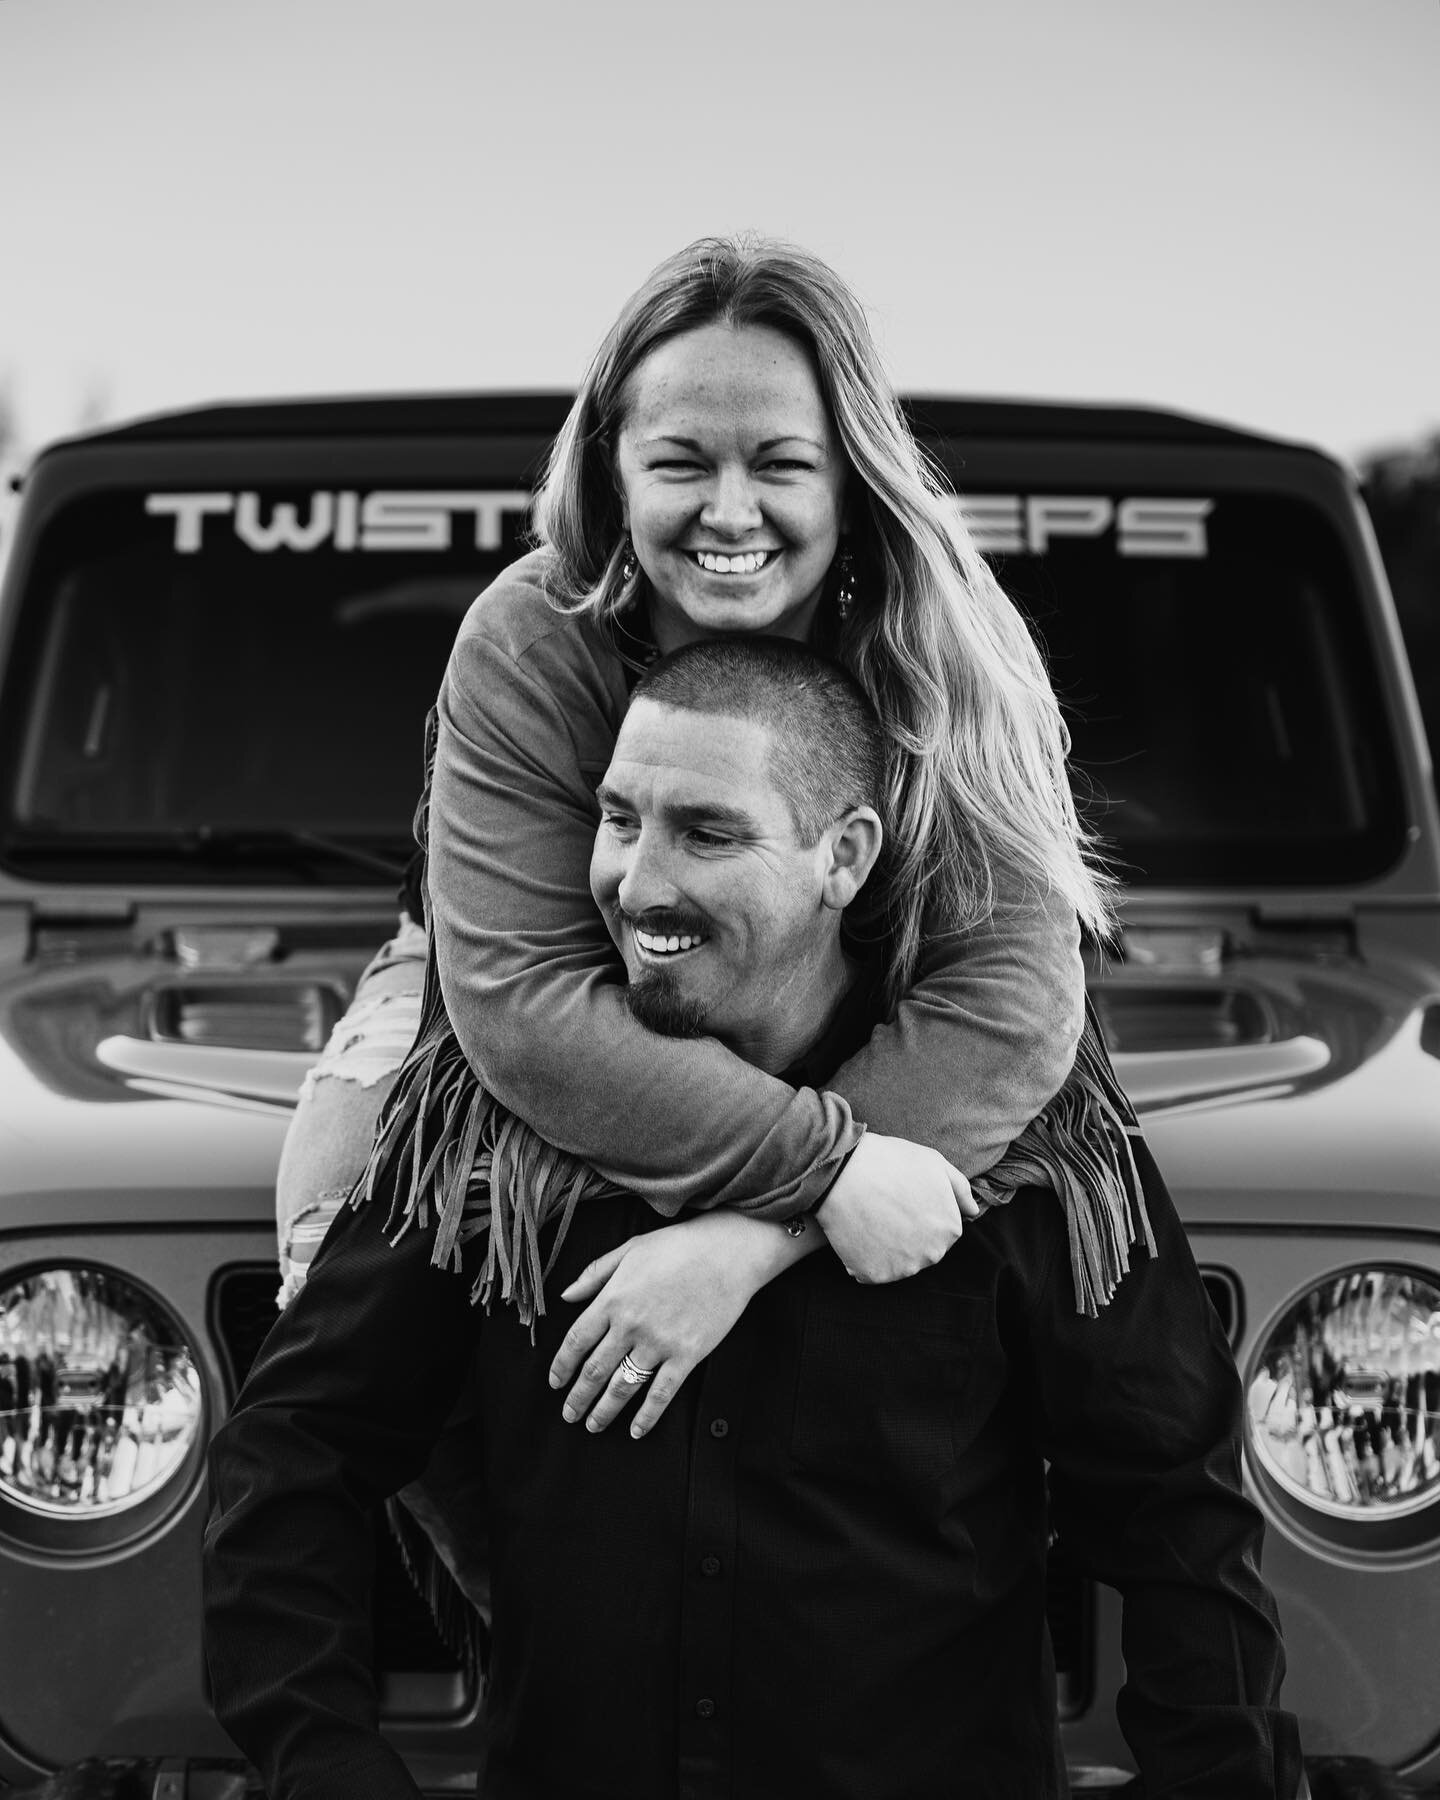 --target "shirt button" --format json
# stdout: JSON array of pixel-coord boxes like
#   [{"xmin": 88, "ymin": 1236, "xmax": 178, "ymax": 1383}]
[
  {"xmin": 700, "ymin": 1555, "xmax": 722, "ymax": 1577},
  {"xmin": 709, "ymin": 1418, "xmax": 730, "ymax": 1439},
  {"xmin": 695, "ymin": 1698, "xmax": 716, "ymax": 1719}
]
